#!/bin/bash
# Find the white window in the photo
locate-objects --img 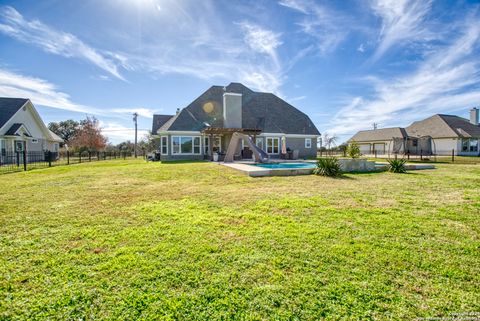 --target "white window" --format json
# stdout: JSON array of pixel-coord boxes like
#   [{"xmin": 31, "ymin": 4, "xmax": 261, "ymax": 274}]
[
  {"xmin": 305, "ymin": 138, "xmax": 312, "ymax": 148},
  {"xmin": 213, "ymin": 136, "xmax": 222, "ymax": 153},
  {"xmin": 470, "ymin": 139, "xmax": 478, "ymax": 152},
  {"xmin": 266, "ymin": 137, "xmax": 280, "ymax": 154},
  {"xmin": 462, "ymin": 138, "xmax": 479, "ymax": 152},
  {"xmin": 204, "ymin": 137, "xmax": 209, "ymax": 154},
  {"xmin": 161, "ymin": 136, "xmax": 168, "ymax": 154},
  {"xmin": 172, "ymin": 136, "xmax": 201, "ymax": 154},
  {"xmin": 256, "ymin": 138, "xmax": 263, "ymax": 150},
  {"xmin": 15, "ymin": 141, "xmax": 24, "ymax": 152}
]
